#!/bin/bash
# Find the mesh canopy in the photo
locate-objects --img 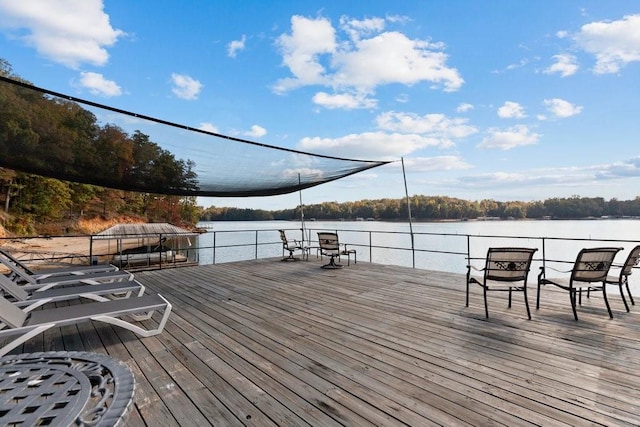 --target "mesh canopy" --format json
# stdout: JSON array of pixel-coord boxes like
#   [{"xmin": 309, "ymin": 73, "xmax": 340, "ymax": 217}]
[{"xmin": 0, "ymin": 76, "xmax": 390, "ymax": 197}]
